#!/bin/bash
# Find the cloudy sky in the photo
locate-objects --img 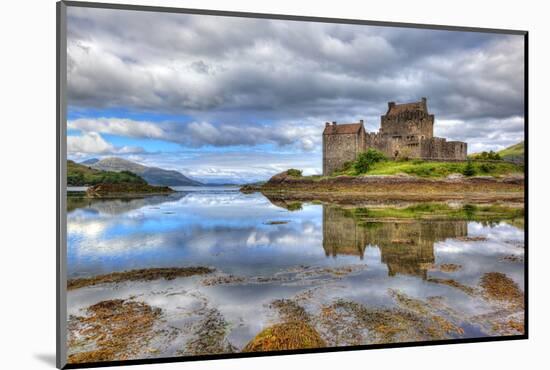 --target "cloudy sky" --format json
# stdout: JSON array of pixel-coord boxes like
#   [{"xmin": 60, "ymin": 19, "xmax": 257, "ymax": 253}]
[{"xmin": 66, "ymin": 6, "xmax": 525, "ymax": 183}]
